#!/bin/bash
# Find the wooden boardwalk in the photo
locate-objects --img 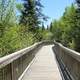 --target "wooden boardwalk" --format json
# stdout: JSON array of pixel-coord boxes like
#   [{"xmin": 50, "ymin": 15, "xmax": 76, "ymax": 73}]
[{"xmin": 21, "ymin": 45, "xmax": 62, "ymax": 80}]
